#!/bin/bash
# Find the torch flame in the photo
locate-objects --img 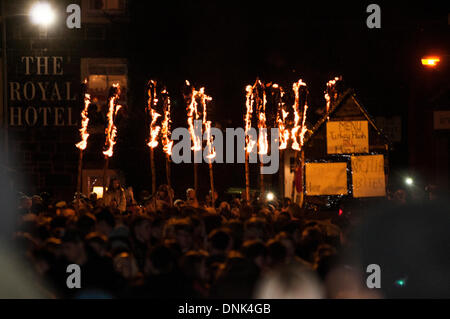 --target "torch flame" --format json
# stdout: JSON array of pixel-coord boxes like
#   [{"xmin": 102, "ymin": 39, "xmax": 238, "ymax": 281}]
[
  {"xmin": 161, "ymin": 89, "xmax": 173, "ymax": 156},
  {"xmin": 324, "ymin": 76, "xmax": 340, "ymax": 113},
  {"xmin": 291, "ymin": 79, "xmax": 308, "ymax": 151},
  {"xmin": 186, "ymin": 82, "xmax": 212, "ymax": 152},
  {"xmin": 205, "ymin": 121, "xmax": 216, "ymax": 160},
  {"xmin": 147, "ymin": 80, "xmax": 162, "ymax": 149},
  {"xmin": 273, "ymin": 84, "xmax": 289, "ymax": 150},
  {"xmin": 245, "ymin": 80, "xmax": 268, "ymax": 155},
  {"xmin": 75, "ymin": 91, "xmax": 91, "ymax": 151},
  {"xmin": 103, "ymin": 83, "xmax": 122, "ymax": 157},
  {"xmin": 244, "ymin": 85, "xmax": 256, "ymax": 153}
]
